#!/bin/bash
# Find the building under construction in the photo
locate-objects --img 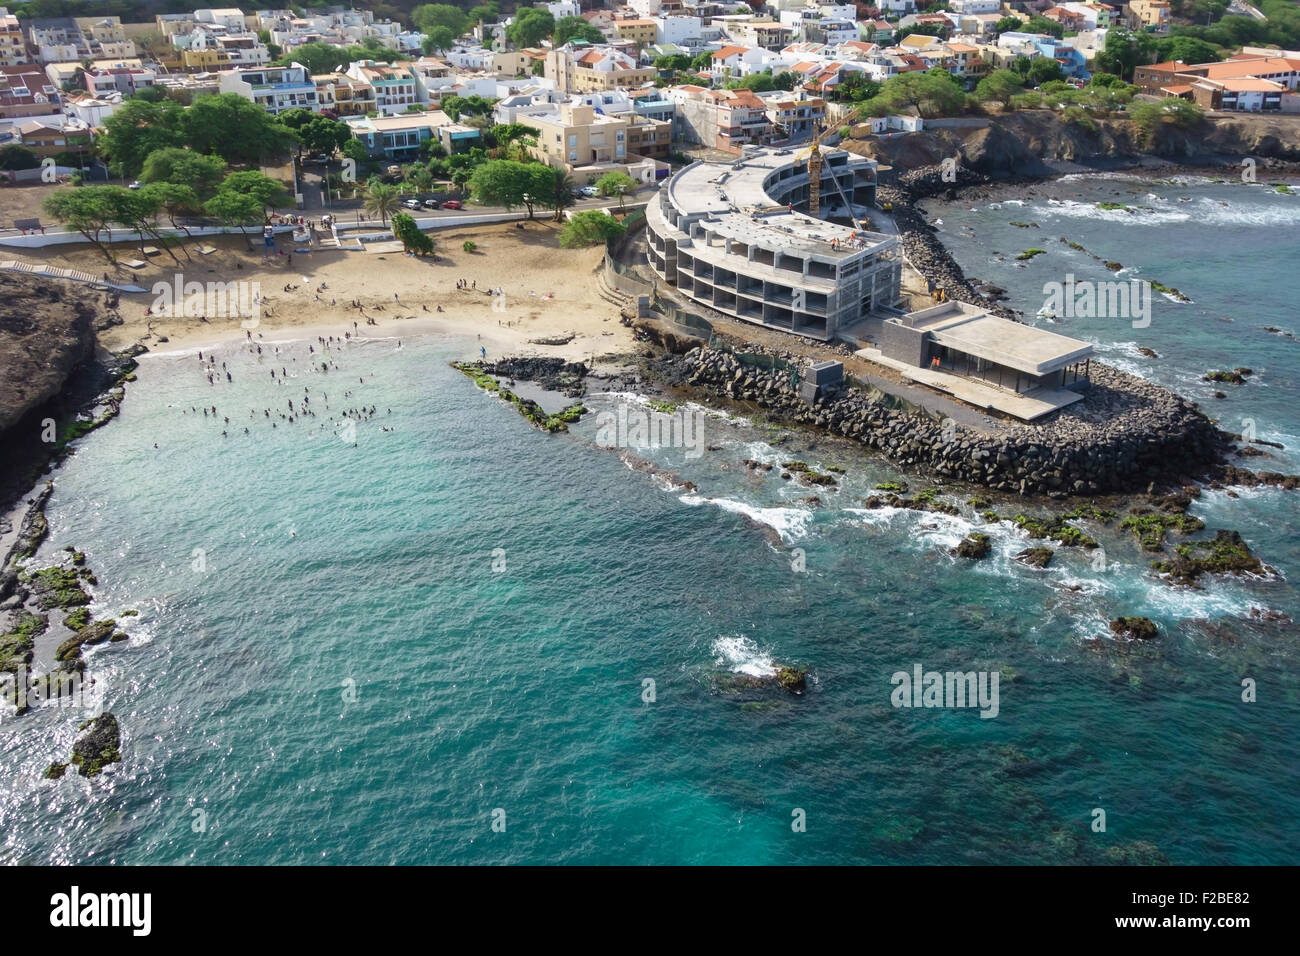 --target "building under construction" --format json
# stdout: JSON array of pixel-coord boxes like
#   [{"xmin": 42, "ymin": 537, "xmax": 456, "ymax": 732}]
[{"xmin": 644, "ymin": 145, "xmax": 900, "ymax": 341}]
